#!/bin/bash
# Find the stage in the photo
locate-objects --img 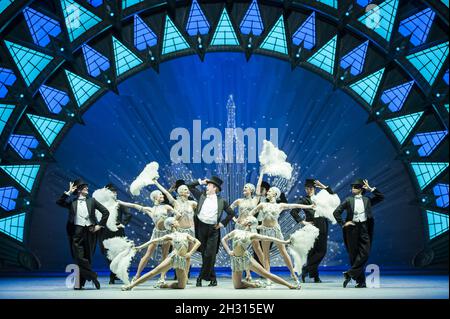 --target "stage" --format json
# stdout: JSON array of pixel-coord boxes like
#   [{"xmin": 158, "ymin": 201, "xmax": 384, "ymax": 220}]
[{"xmin": 0, "ymin": 272, "xmax": 447, "ymax": 299}]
